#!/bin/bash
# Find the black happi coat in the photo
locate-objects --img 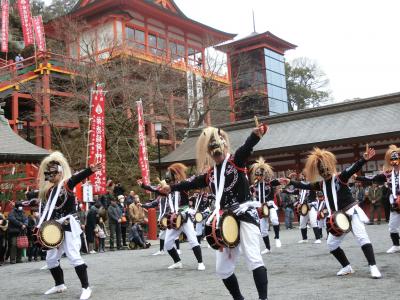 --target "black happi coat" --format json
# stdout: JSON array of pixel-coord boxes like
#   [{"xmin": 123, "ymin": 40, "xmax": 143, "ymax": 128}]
[
  {"xmin": 46, "ymin": 168, "xmax": 93, "ymax": 223},
  {"xmin": 171, "ymin": 132, "xmax": 261, "ymax": 226},
  {"xmin": 290, "ymin": 158, "xmax": 367, "ymax": 212},
  {"xmin": 251, "ymin": 180, "xmax": 280, "ymax": 204}
]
